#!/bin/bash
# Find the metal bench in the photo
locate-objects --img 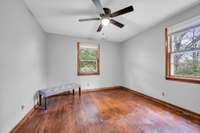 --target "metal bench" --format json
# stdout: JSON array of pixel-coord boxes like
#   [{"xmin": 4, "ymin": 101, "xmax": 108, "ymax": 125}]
[{"xmin": 38, "ymin": 83, "xmax": 81, "ymax": 110}]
